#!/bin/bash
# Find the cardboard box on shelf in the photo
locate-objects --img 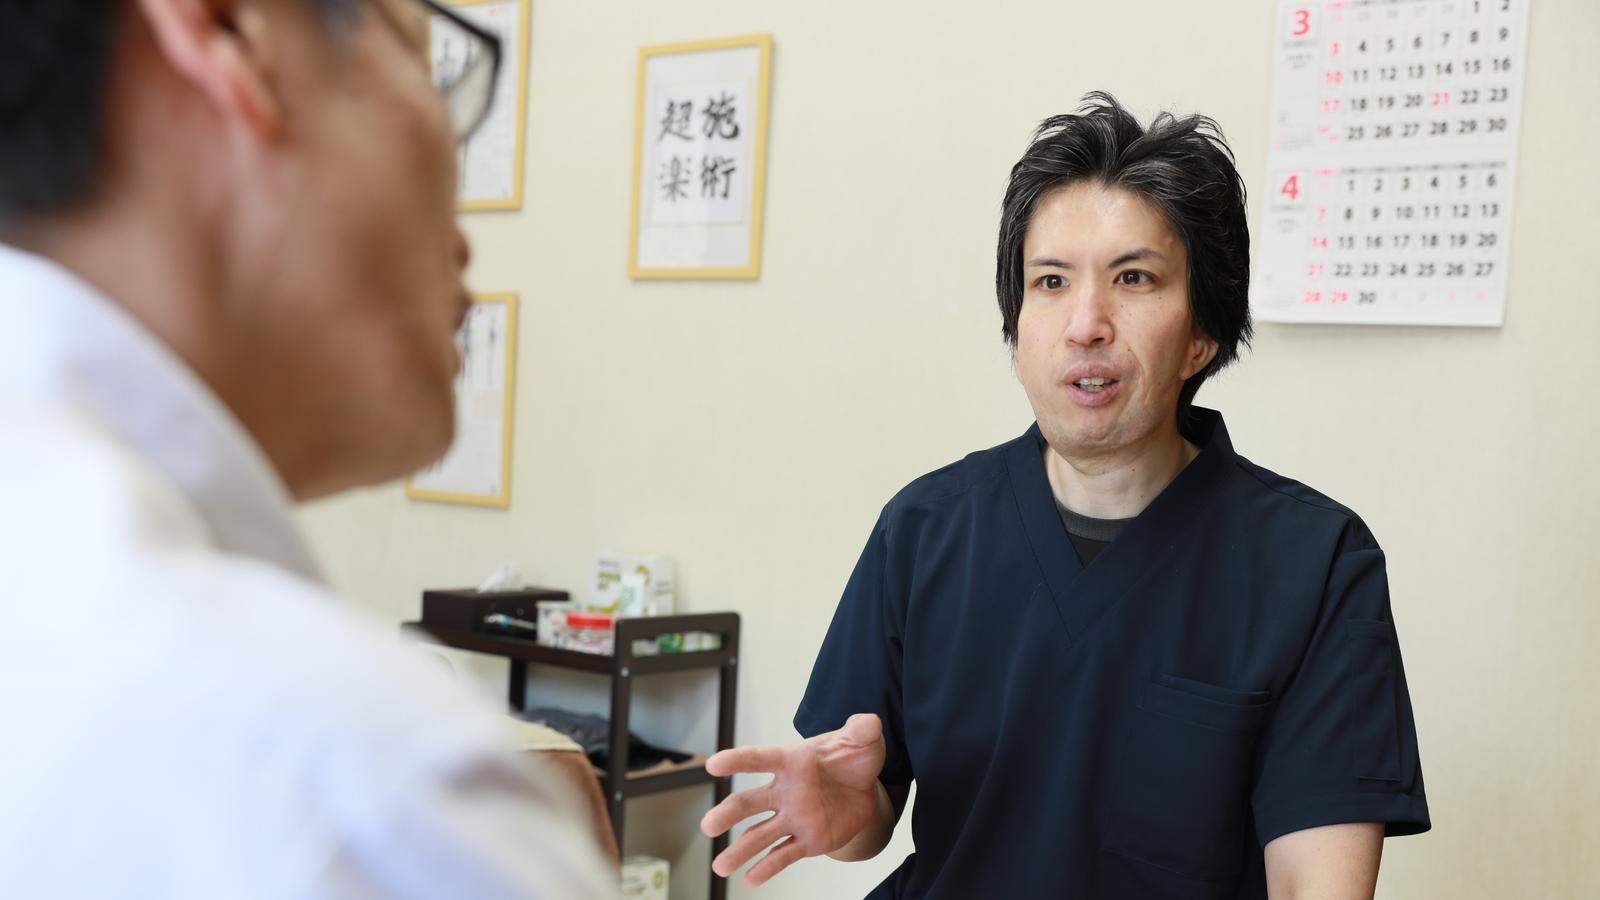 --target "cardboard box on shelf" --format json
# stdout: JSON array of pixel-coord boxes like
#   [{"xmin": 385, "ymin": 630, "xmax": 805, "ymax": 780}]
[
  {"xmin": 594, "ymin": 554, "xmax": 675, "ymax": 616},
  {"xmin": 620, "ymin": 855, "xmax": 669, "ymax": 899}
]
